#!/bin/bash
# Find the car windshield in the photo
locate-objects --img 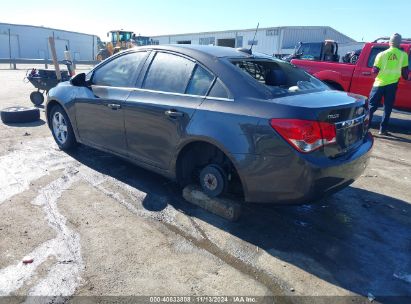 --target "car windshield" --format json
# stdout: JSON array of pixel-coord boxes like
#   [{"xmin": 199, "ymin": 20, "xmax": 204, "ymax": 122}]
[
  {"xmin": 112, "ymin": 32, "xmax": 132, "ymax": 42},
  {"xmin": 230, "ymin": 58, "xmax": 329, "ymax": 96}
]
